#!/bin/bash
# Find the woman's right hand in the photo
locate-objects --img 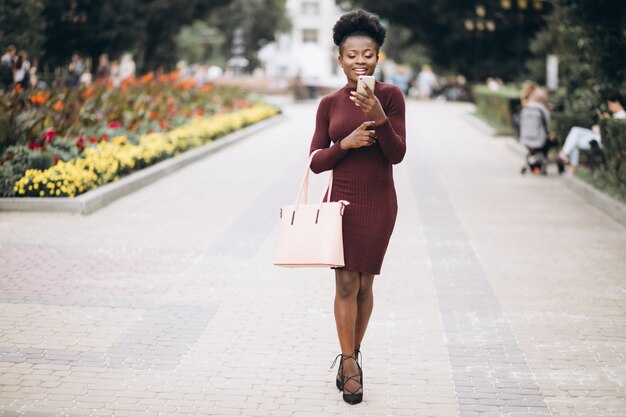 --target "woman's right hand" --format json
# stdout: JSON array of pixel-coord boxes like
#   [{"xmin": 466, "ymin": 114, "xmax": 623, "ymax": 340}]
[{"xmin": 340, "ymin": 121, "xmax": 377, "ymax": 150}]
